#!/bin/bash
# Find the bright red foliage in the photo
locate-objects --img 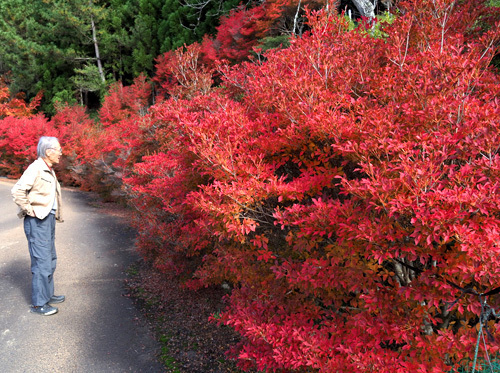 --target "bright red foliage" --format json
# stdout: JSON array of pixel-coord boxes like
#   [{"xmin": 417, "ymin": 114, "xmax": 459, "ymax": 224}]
[
  {"xmin": 0, "ymin": 103, "xmax": 96, "ymax": 183},
  {"xmin": 253, "ymin": 0, "xmax": 325, "ymax": 36},
  {"xmin": 125, "ymin": 0, "xmax": 500, "ymax": 371},
  {"xmin": 2, "ymin": 0, "xmax": 500, "ymax": 371},
  {"xmin": 200, "ymin": 6, "xmax": 266, "ymax": 65},
  {"xmin": 154, "ymin": 43, "xmax": 213, "ymax": 99},
  {"xmin": 76, "ymin": 74, "xmax": 153, "ymax": 197},
  {"xmin": 0, "ymin": 115, "xmax": 55, "ymax": 177},
  {"xmin": 199, "ymin": 0, "xmax": 327, "ymax": 67},
  {"xmin": 0, "ymin": 84, "xmax": 42, "ymax": 119},
  {"xmin": 0, "ymin": 82, "xmax": 46, "ymax": 176},
  {"xmin": 49, "ymin": 104, "xmax": 97, "ymax": 187},
  {"xmin": 0, "ymin": 75, "xmax": 152, "ymax": 191}
]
